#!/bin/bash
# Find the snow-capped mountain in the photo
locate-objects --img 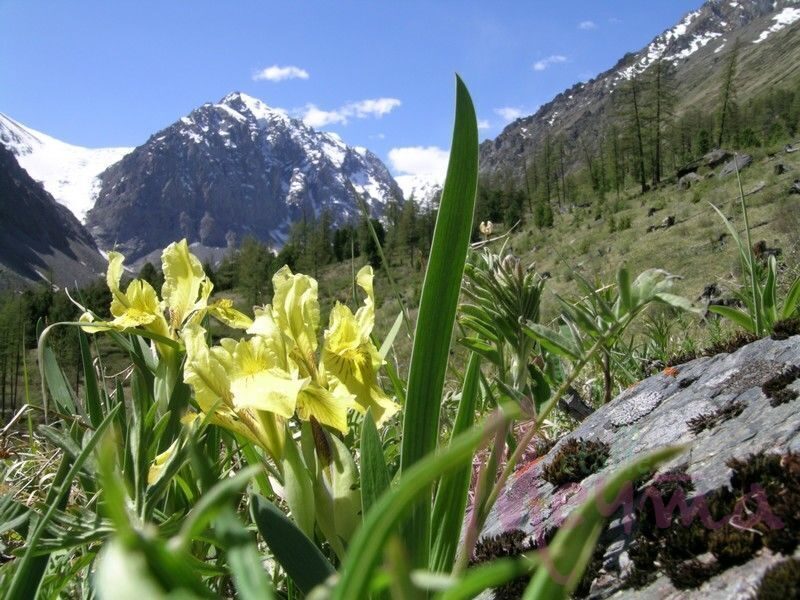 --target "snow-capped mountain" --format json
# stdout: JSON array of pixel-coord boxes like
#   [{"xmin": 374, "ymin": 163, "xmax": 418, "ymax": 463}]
[
  {"xmin": 86, "ymin": 92, "xmax": 403, "ymax": 261},
  {"xmin": 479, "ymin": 0, "xmax": 800, "ymax": 179},
  {"xmin": 395, "ymin": 174, "xmax": 443, "ymax": 208},
  {"xmin": 0, "ymin": 144, "xmax": 106, "ymax": 290},
  {"xmin": 0, "ymin": 113, "xmax": 132, "ymax": 222}
]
